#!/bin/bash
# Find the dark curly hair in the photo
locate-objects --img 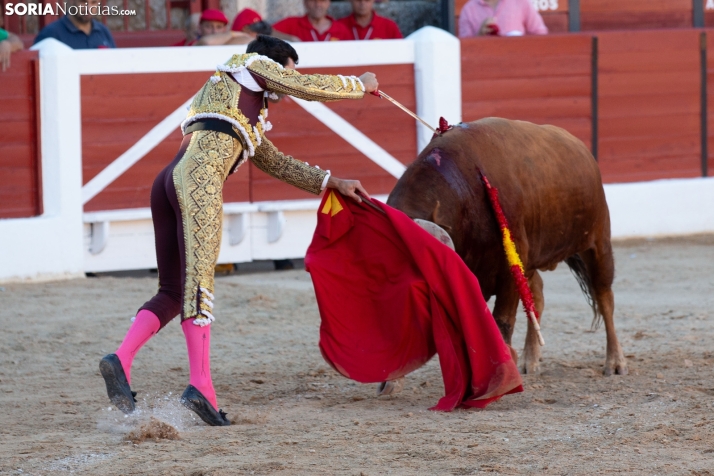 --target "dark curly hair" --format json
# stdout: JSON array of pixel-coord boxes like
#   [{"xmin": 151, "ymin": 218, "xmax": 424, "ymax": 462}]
[
  {"xmin": 247, "ymin": 21, "xmax": 273, "ymax": 36},
  {"xmin": 246, "ymin": 35, "xmax": 299, "ymax": 67}
]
